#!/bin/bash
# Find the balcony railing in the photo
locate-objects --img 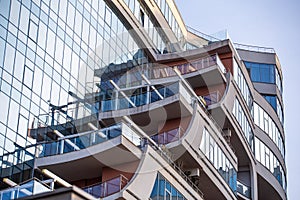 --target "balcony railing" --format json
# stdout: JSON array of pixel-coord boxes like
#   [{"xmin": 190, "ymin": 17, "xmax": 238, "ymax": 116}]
[
  {"xmin": 83, "ymin": 175, "xmax": 128, "ymax": 198},
  {"xmin": 151, "ymin": 127, "xmax": 184, "ymax": 145},
  {"xmin": 152, "ymin": 143, "xmax": 204, "ymax": 198},
  {"xmin": 36, "ymin": 122, "xmax": 141, "ymax": 158},
  {"xmin": 0, "ymin": 178, "xmax": 54, "ymax": 200},
  {"xmin": 237, "ymin": 179, "xmax": 251, "ymax": 198},
  {"xmin": 187, "ymin": 26, "xmax": 221, "ymax": 42},
  {"xmin": 151, "ymin": 54, "xmax": 225, "ymax": 80},
  {"xmin": 100, "ymin": 81, "xmax": 193, "ymax": 113},
  {"xmin": 234, "ymin": 43, "xmax": 275, "ymax": 54},
  {"xmin": 202, "ymin": 91, "xmax": 221, "ymax": 106},
  {"xmin": 99, "ymin": 54, "xmax": 226, "ymax": 92}
]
